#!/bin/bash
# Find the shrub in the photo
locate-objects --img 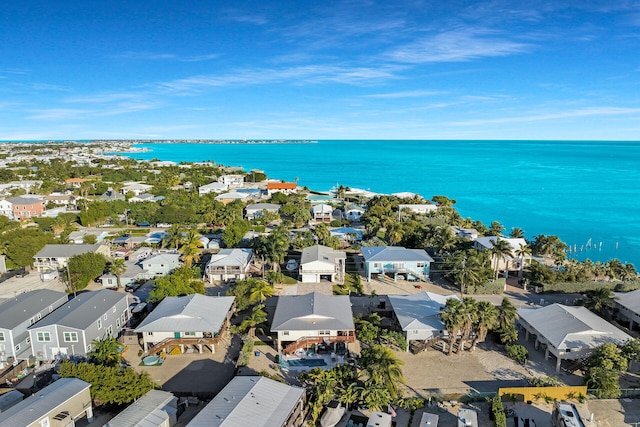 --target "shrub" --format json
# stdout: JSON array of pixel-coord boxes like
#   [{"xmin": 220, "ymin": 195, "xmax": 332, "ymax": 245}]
[
  {"xmin": 465, "ymin": 279, "xmax": 504, "ymax": 295},
  {"xmin": 505, "ymin": 344, "xmax": 528, "ymax": 365},
  {"xmin": 490, "ymin": 395, "xmax": 507, "ymax": 427}
]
